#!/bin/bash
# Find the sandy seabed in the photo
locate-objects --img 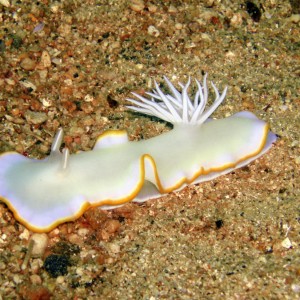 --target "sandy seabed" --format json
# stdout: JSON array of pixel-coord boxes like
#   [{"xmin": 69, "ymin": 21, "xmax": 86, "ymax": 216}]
[{"xmin": 0, "ymin": 0, "xmax": 299, "ymax": 299}]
